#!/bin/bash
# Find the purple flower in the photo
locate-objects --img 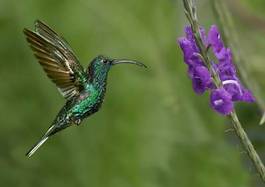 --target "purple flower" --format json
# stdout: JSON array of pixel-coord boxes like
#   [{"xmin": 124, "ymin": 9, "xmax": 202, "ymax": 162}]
[
  {"xmin": 178, "ymin": 37, "xmax": 203, "ymax": 67},
  {"xmin": 178, "ymin": 37, "xmax": 194, "ymax": 60},
  {"xmin": 178, "ymin": 24, "xmax": 255, "ymax": 115},
  {"xmin": 208, "ymin": 26, "xmax": 233, "ymax": 64},
  {"xmin": 178, "ymin": 26, "xmax": 213, "ymax": 94},
  {"xmin": 208, "ymin": 25, "xmax": 224, "ymax": 54},
  {"xmin": 207, "ymin": 25, "xmax": 255, "ymax": 103},
  {"xmin": 185, "ymin": 26, "xmax": 208, "ymax": 46},
  {"xmin": 191, "ymin": 66, "xmax": 212, "ymax": 94},
  {"xmin": 223, "ymin": 80, "xmax": 255, "ymax": 102},
  {"xmin": 210, "ymin": 88, "xmax": 233, "ymax": 115},
  {"xmin": 241, "ymin": 89, "xmax": 255, "ymax": 102},
  {"xmin": 217, "ymin": 61, "xmax": 236, "ymax": 81}
]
